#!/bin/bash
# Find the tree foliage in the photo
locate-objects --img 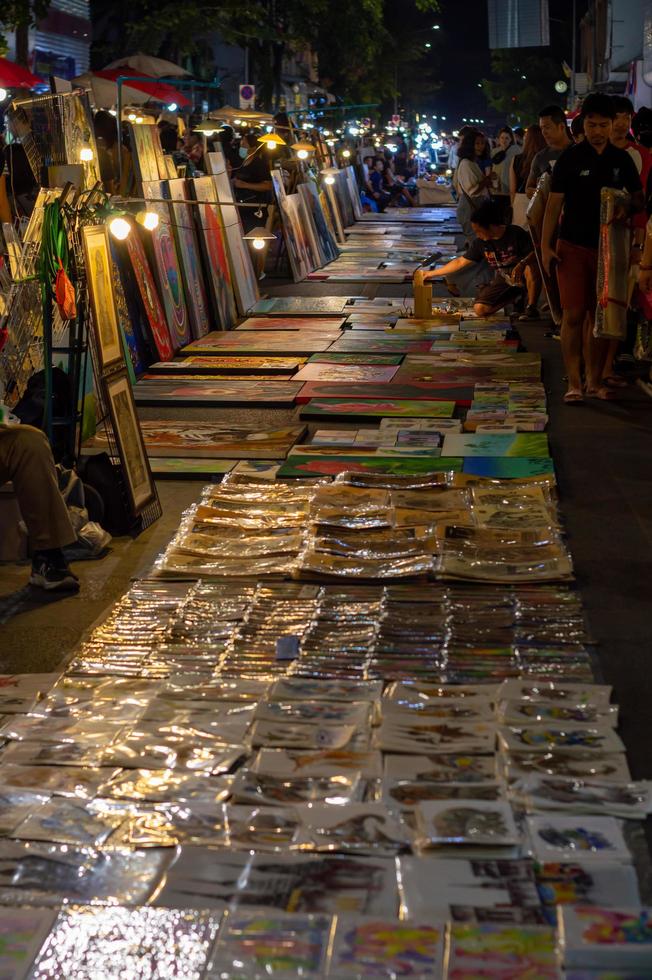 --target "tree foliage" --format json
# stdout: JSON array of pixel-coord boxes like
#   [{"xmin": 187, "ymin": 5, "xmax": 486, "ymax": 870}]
[
  {"xmin": 90, "ymin": 0, "xmax": 440, "ymax": 111},
  {"xmin": 0, "ymin": 0, "xmax": 51, "ymax": 63},
  {"xmin": 482, "ymin": 49, "xmax": 563, "ymax": 126}
]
